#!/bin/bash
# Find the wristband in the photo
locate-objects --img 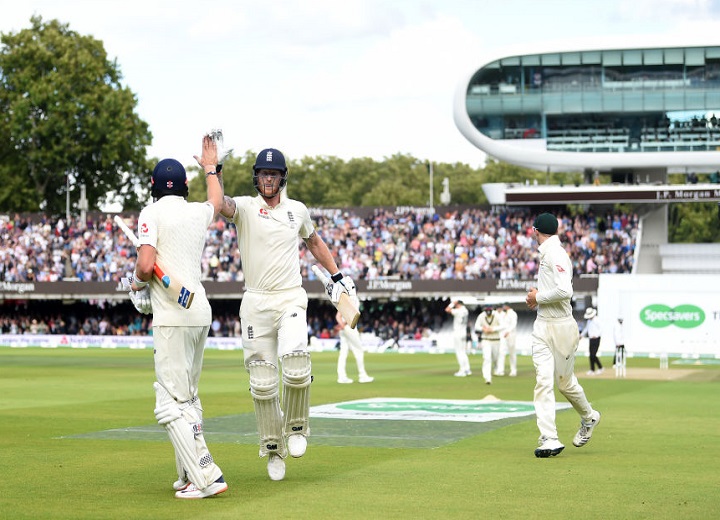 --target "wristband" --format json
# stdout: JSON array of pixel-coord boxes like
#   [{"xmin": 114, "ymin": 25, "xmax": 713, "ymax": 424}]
[
  {"xmin": 132, "ymin": 272, "xmax": 149, "ymax": 289},
  {"xmin": 331, "ymin": 272, "xmax": 344, "ymax": 283},
  {"xmin": 205, "ymin": 170, "xmax": 218, "ymax": 177}
]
